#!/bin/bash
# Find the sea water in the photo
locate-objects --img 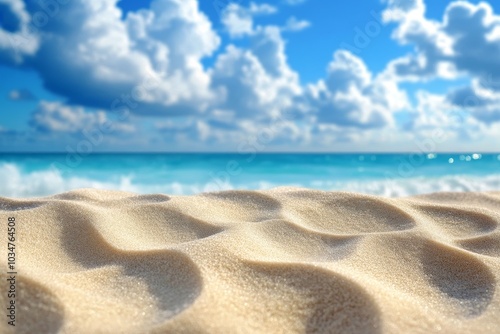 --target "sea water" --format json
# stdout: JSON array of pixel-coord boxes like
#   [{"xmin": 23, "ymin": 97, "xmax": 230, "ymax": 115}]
[{"xmin": 1, "ymin": 153, "xmax": 499, "ymax": 197}]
